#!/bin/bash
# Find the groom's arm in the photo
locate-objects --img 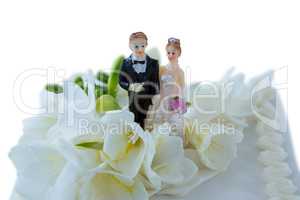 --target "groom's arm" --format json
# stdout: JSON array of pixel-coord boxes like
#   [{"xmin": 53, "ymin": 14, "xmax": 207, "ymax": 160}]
[
  {"xmin": 155, "ymin": 61, "xmax": 160, "ymax": 94},
  {"xmin": 119, "ymin": 60, "xmax": 130, "ymax": 91},
  {"xmin": 151, "ymin": 60, "xmax": 160, "ymax": 95}
]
